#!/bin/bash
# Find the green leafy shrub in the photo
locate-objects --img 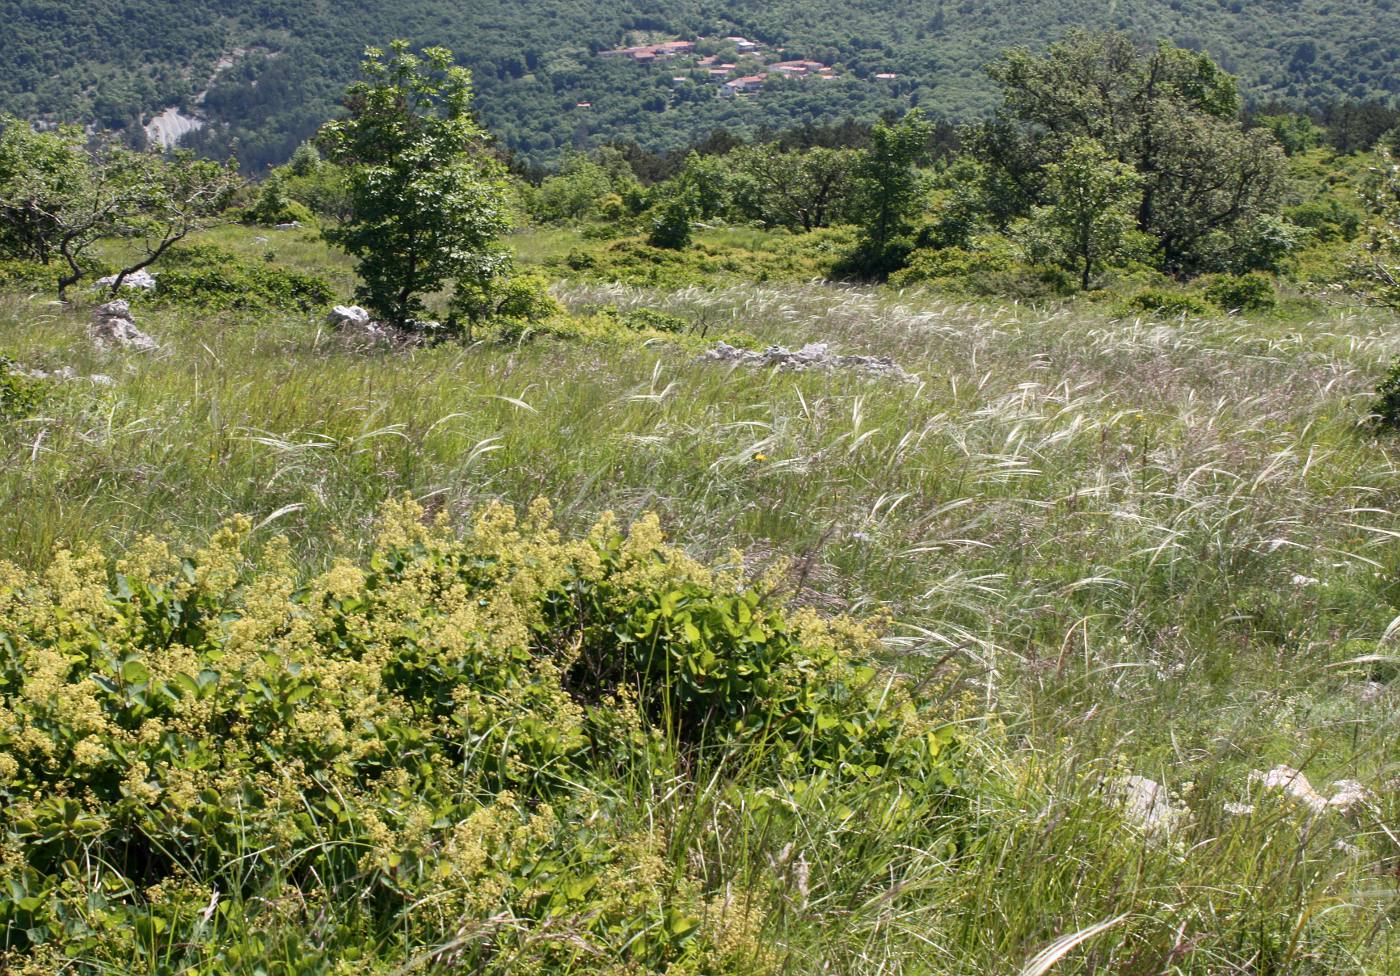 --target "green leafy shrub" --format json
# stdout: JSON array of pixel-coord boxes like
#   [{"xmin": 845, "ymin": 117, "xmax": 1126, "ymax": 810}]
[
  {"xmin": 549, "ymin": 228, "xmax": 850, "ymax": 289},
  {"xmin": 580, "ymin": 221, "xmax": 625, "ymax": 241},
  {"xmin": 1215, "ymin": 214, "xmax": 1308, "ymax": 274},
  {"xmin": 243, "ymin": 175, "xmax": 315, "ymax": 227},
  {"xmin": 1371, "ymin": 356, "xmax": 1400, "ymax": 430},
  {"xmin": 890, "ymin": 241, "xmax": 1065, "ymax": 297},
  {"xmin": 1122, "ymin": 289, "xmax": 1215, "ymax": 317},
  {"xmin": 832, "ymin": 234, "xmax": 917, "ymax": 282},
  {"xmin": 564, "ymin": 247, "xmax": 598, "ymax": 271},
  {"xmin": 648, "ymin": 200, "xmax": 693, "ymax": 250},
  {"xmin": 0, "ymin": 499, "xmax": 963, "ymax": 970},
  {"xmin": 140, "ymin": 243, "xmax": 335, "ymax": 314},
  {"xmin": 450, "ymin": 265, "xmax": 561, "ymax": 336},
  {"xmin": 621, "ymin": 307, "xmax": 689, "ymax": 334},
  {"xmin": 281, "ymin": 163, "xmax": 352, "ymax": 224},
  {"xmin": 1203, "ymin": 272, "xmax": 1278, "ymax": 311},
  {"xmin": 0, "ymin": 258, "xmax": 52, "ymax": 289},
  {"xmin": 0, "ymin": 358, "xmax": 47, "ymax": 420},
  {"xmin": 491, "ymin": 305, "xmax": 755, "ymax": 350},
  {"xmin": 0, "ymin": 256, "xmax": 112, "ymax": 293},
  {"xmin": 1287, "ymin": 197, "xmax": 1363, "ymax": 244},
  {"xmin": 557, "ymin": 304, "xmax": 692, "ymax": 338}
]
